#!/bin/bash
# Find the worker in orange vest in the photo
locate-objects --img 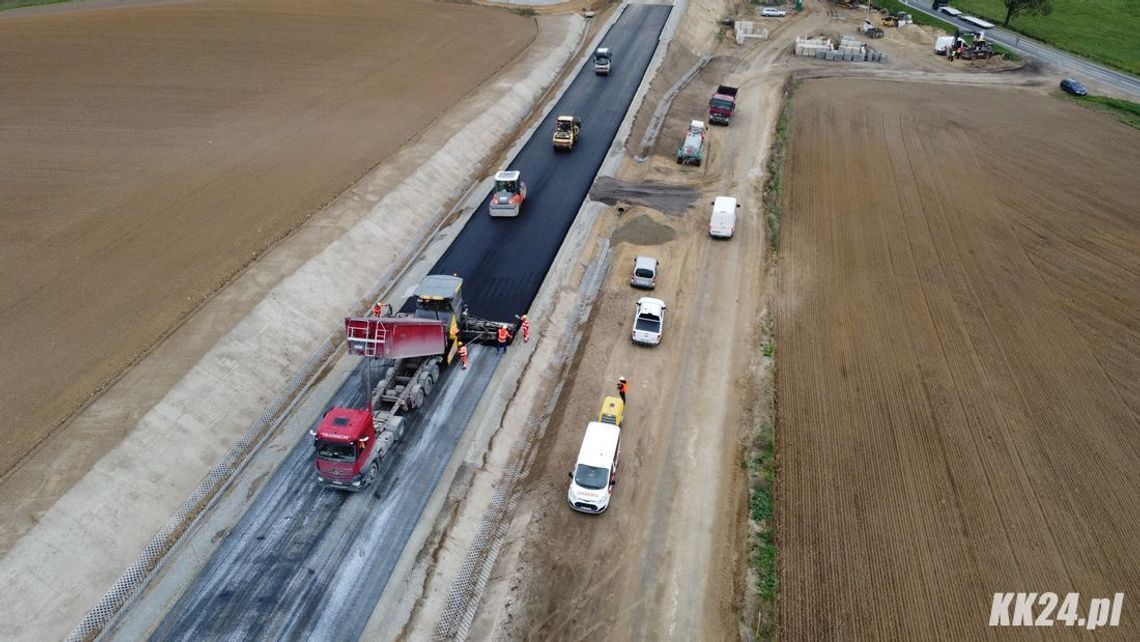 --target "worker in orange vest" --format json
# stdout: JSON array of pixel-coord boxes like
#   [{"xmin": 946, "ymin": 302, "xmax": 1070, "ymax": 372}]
[
  {"xmin": 371, "ymin": 303, "xmax": 383, "ymax": 317},
  {"xmin": 617, "ymin": 377, "xmax": 629, "ymax": 403},
  {"xmin": 496, "ymin": 324, "xmax": 512, "ymax": 355},
  {"xmin": 520, "ymin": 314, "xmax": 530, "ymax": 343},
  {"xmin": 458, "ymin": 342, "xmax": 469, "ymax": 369}
]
